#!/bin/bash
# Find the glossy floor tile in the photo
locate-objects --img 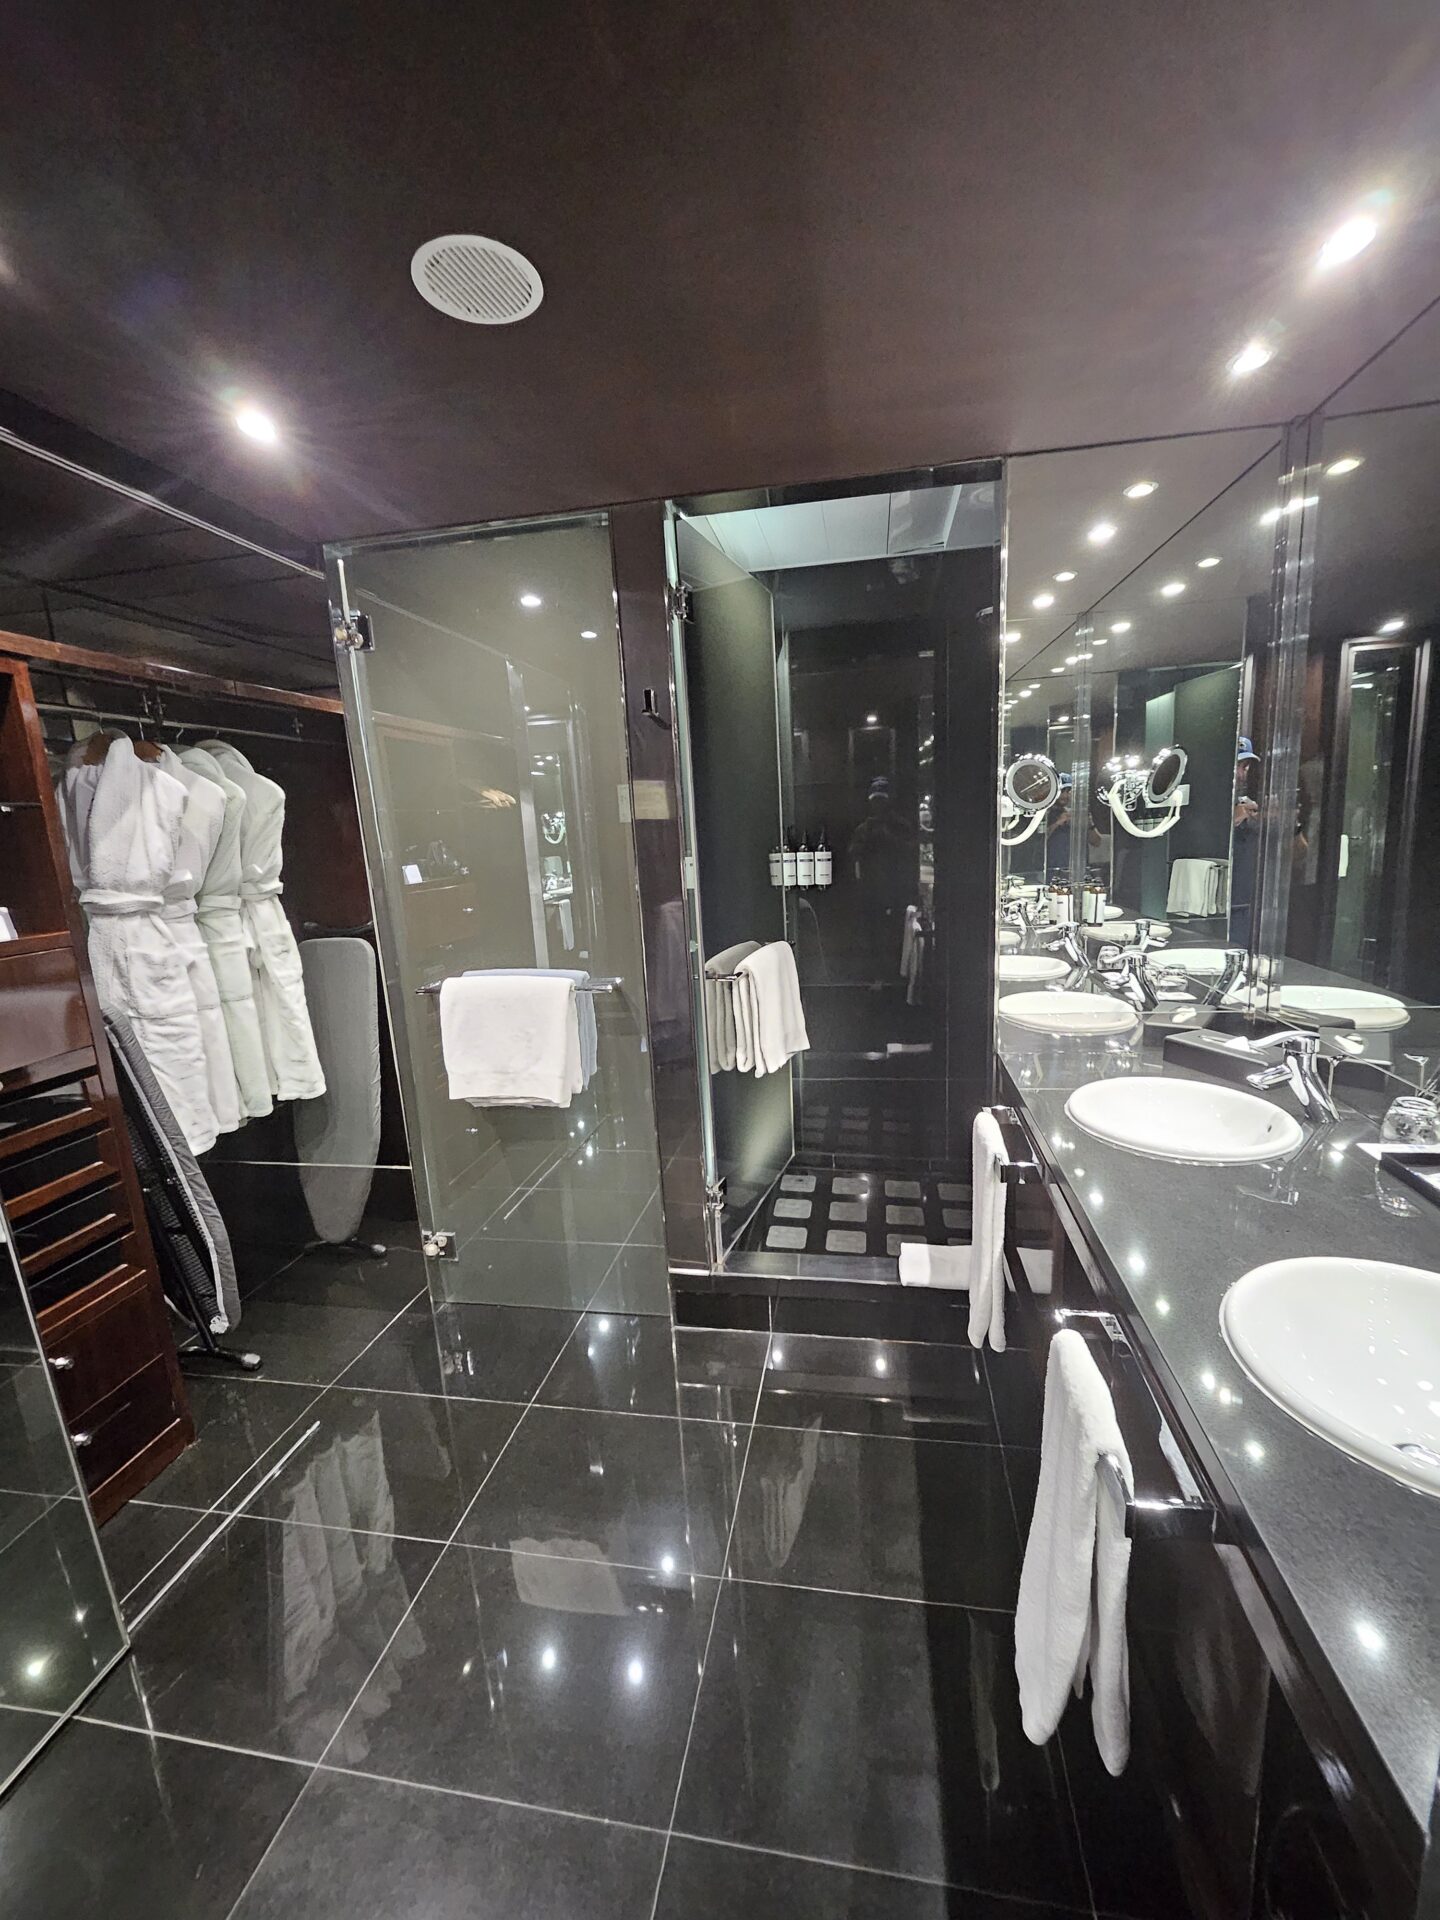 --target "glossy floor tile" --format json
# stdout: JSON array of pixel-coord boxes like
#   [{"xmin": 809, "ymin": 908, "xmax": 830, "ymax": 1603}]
[
  {"xmin": 0, "ymin": 1704, "xmax": 57, "ymax": 1784},
  {"xmin": 537, "ymin": 1315, "xmax": 766, "ymax": 1422},
  {"xmin": 675, "ymin": 1581, "xmax": 1087, "ymax": 1901},
  {"xmin": 142, "ymin": 1377, "xmax": 319, "ymax": 1511},
  {"xmin": 0, "ymin": 1717, "xmax": 304, "ymax": 1919},
  {"xmin": 654, "ymin": 1835, "xmax": 1091, "ymax": 1919},
  {"xmin": 339, "ymin": 1301, "xmax": 578, "ymax": 1401},
  {"xmin": 187, "ymin": 1296, "xmax": 402, "ymax": 1387},
  {"xmin": 86, "ymin": 1517, "xmax": 438, "ymax": 1761},
  {"xmin": 238, "ymin": 1386, "xmax": 524, "ymax": 1541},
  {"xmin": 584, "ymin": 1239, "xmax": 673, "ymax": 1316},
  {"xmin": 758, "ymin": 1333, "xmax": 998, "ymax": 1442},
  {"xmin": 98, "ymin": 1497, "xmax": 208, "ymax": 1603},
  {"xmin": 0, "ymin": 1500, "xmax": 126, "ymax": 1712},
  {"xmin": 729, "ymin": 1427, "xmax": 1021, "ymax": 1607},
  {"xmin": 247, "ymin": 1244, "xmax": 429, "ymax": 1315},
  {"xmin": 984, "ymin": 1346, "xmax": 1046, "ymax": 1449},
  {"xmin": 458, "ymin": 1404, "xmax": 742, "ymax": 1577},
  {"xmin": 440, "ymin": 1236, "xmax": 619, "ymax": 1312},
  {"xmin": 327, "ymin": 1542, "xmax": 716, "ymax": 1826},
  {"xmin": 232, "ymin": 1766, "xmax": 666, "ymax": 1919},
  {"xmin": 0, "ymin": 1486, "xmax": 54, "ymax": 1554}
]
